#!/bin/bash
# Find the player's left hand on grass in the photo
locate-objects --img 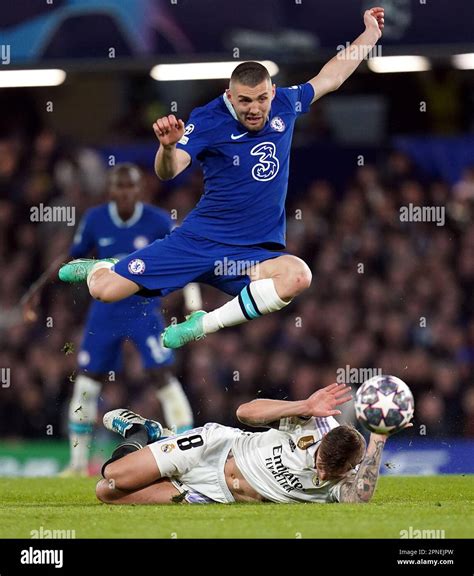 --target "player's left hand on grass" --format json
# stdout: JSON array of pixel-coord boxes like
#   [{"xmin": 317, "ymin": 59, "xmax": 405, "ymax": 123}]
[
  {"xmin": 305, "ymin": 383, "xmax": 353, "ymax": 418},
  {"xmin": 364, "ymin": 6, "xmax": 384, "ymax": 39}
]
